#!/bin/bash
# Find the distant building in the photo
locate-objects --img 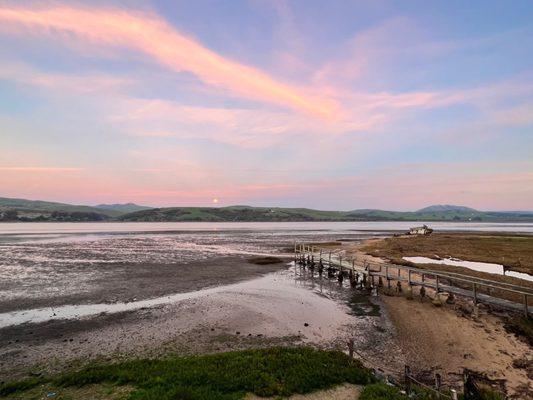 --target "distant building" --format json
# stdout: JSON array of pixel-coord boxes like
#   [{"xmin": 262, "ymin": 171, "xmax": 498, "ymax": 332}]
[{"xmin": 408, "ymin": 225, "xmax": 433, "ymax": 235}]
